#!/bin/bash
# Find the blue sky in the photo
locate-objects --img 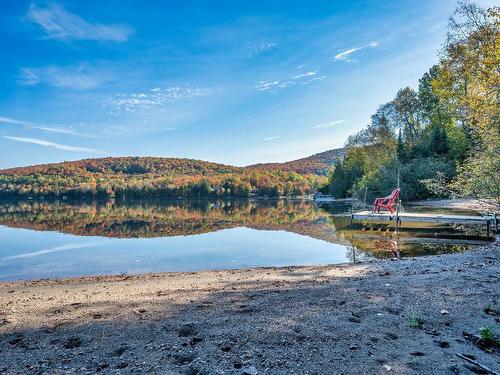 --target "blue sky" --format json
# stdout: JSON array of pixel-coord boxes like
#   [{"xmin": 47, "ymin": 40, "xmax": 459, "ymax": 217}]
[{"xmin": 0, "ymin": 0, "xmax": 497, "ymax": 169}]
